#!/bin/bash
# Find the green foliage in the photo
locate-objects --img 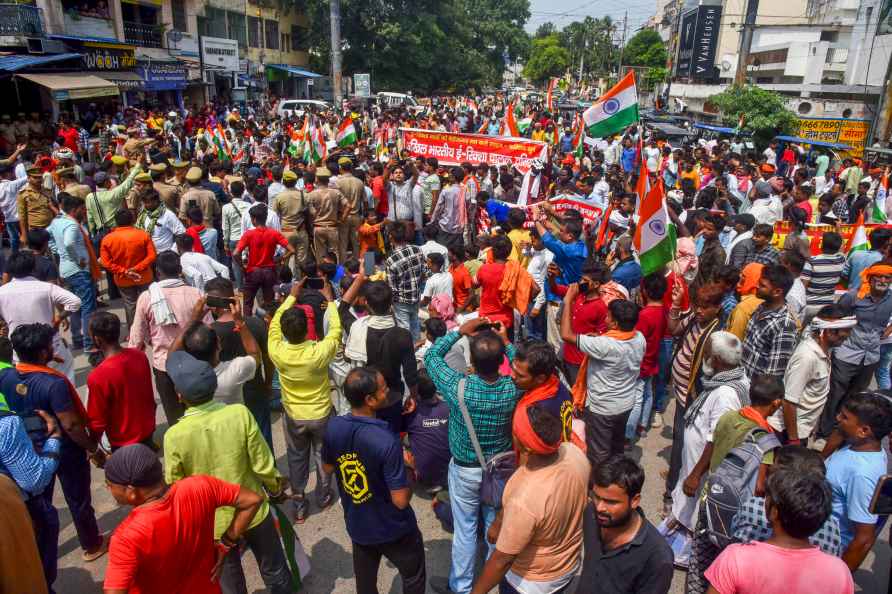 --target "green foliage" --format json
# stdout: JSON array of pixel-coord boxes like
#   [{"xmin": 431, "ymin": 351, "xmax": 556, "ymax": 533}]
[
  {"xmin": 622, "ymin": 29, "xmax": 667, "ymax": 69},
  {"xmin": 299, "ymin": 0, "xmax": 531, "ymax": 93},
  {"xmin": 644, "ymin": 66, "xmax": 668, "ymax": 87},
  {"xmin": 708, "ymin": 85, "xmax": 798, "ymax": 146},
  {"xmin": 558, "ymin": 16, "xmax": 617, "ymax": 79},
  {"xmin": 534, "ymin": 22, "xmax": 556, "ymax": 38},
  {"xmin": 523, "ymin": 34, "xmax": 571, "ymax": 85}
]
